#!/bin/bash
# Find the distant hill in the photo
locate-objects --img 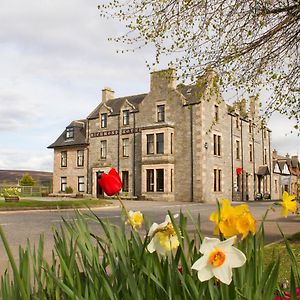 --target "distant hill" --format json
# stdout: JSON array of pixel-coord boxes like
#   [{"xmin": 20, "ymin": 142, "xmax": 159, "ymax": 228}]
[{"xmin": 0, "ymin": 170, "xmax": 53, "ymax": 186}]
